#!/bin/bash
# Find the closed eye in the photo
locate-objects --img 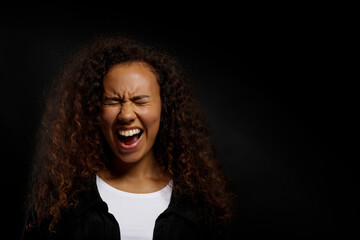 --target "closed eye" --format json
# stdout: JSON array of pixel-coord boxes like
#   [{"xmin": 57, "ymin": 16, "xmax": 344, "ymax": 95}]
[
  {"xmin": 131, "ymin": 95, "xmax": 150, "ymax": 101},
  {"xmin": 103, "ymin": 96, "xmax": 150, "ymax": 106},
  {"xmin": 131, "ymin": 95, "xmax": 150, "ymax": 106},
  {"xmin": 103, "ymin": 97, "xmax": 121, "ymax": 105},
  {"xmin": 134, "ymin": 101, "xmax": 149, "ymax": 106}
]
